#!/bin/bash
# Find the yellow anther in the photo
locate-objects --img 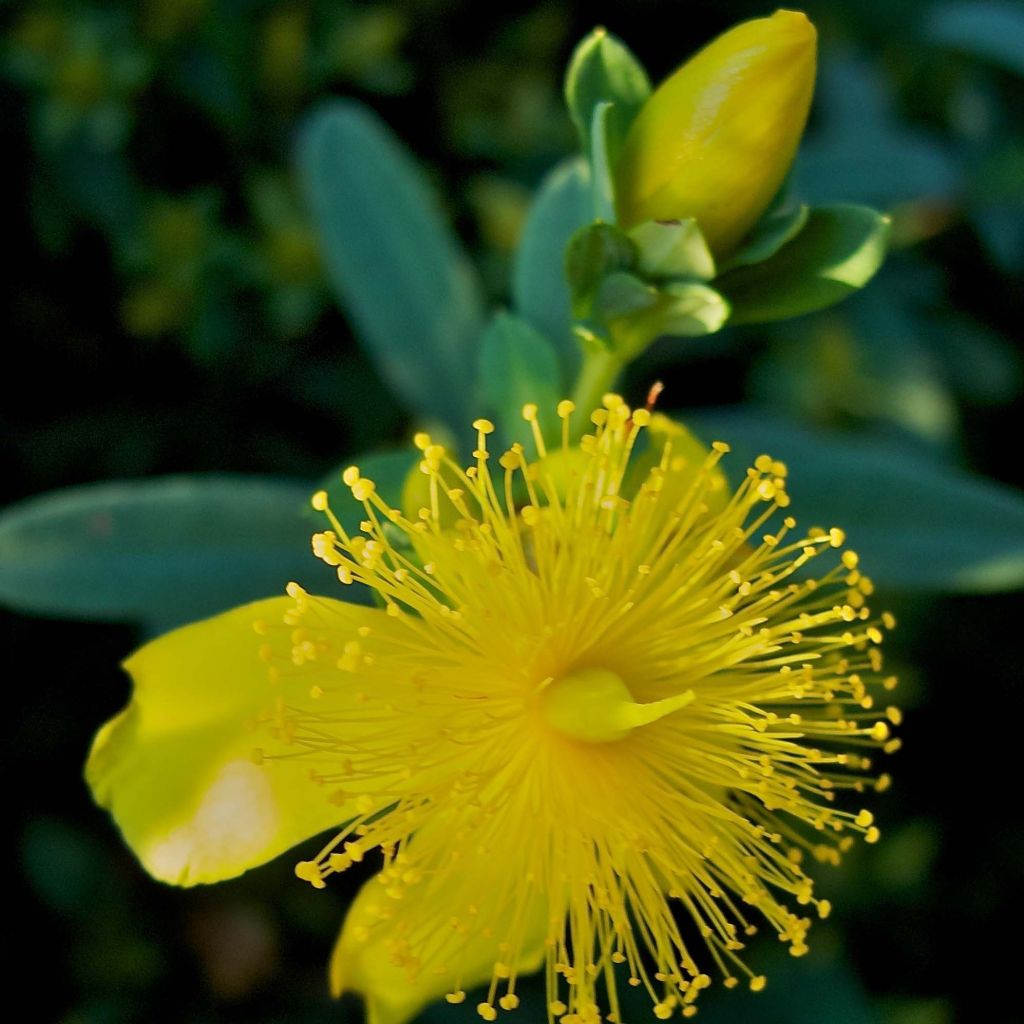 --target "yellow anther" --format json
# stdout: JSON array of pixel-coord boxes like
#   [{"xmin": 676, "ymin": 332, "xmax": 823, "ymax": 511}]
[
  {"xmin": 865, "ymin": 826, "xmax": 881, "ymax": 844},
  {"xmin": 829, "ymin": 527, "xmax": 846, "ymax": 547},
  {"xmin": 294, "ymin": 860, "xmax": 325, "ymax": 889},
  {"xmin": 473, "ymin": 419, "xmax": 496, "ymax": 434},
  {"xmin": 855, "ymin": 809, "xmax": 874, "ymax": 828},
  {"xmin": 285, "ymin": 581, "xmax": 306, "ymax": 599},
  {"xmin": 352, "ymin": 479, "xmax": 376, "ymax": 501},
  {"xmin": 499, "ymin": 994, "xmax": 520, "ymax": 1011},
  {"xmin": 446, "ymin": 991, "xmax": 467, "ymax": 1005},
  {"xmin": 477, "ymin": 1003, "xmax": 498, "ymax": 1021},
  {"xmin": 632, "ymin": 408, "xmax": 651, "ymax": 427},
  {"xmin": 521, "ymin": 404, "xmax": 538, "ymax": 422},
  {"xmin": 749, "ymin": 975, "xmax": 767, "ymax": 992},
  {"xmin": 311, "ymin": 489, "xmax": 328, "ymax": 511},
  {"xmin": 870, "ymin": 721, "xmax": 891, "ymax": 742},
  {"xmin": 557, "ymin": 400, "xmax": 575, "ymax": 418},
  {"xmin": 342, "ymin": 466, "xmax": 360, "ymax": 486}
]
